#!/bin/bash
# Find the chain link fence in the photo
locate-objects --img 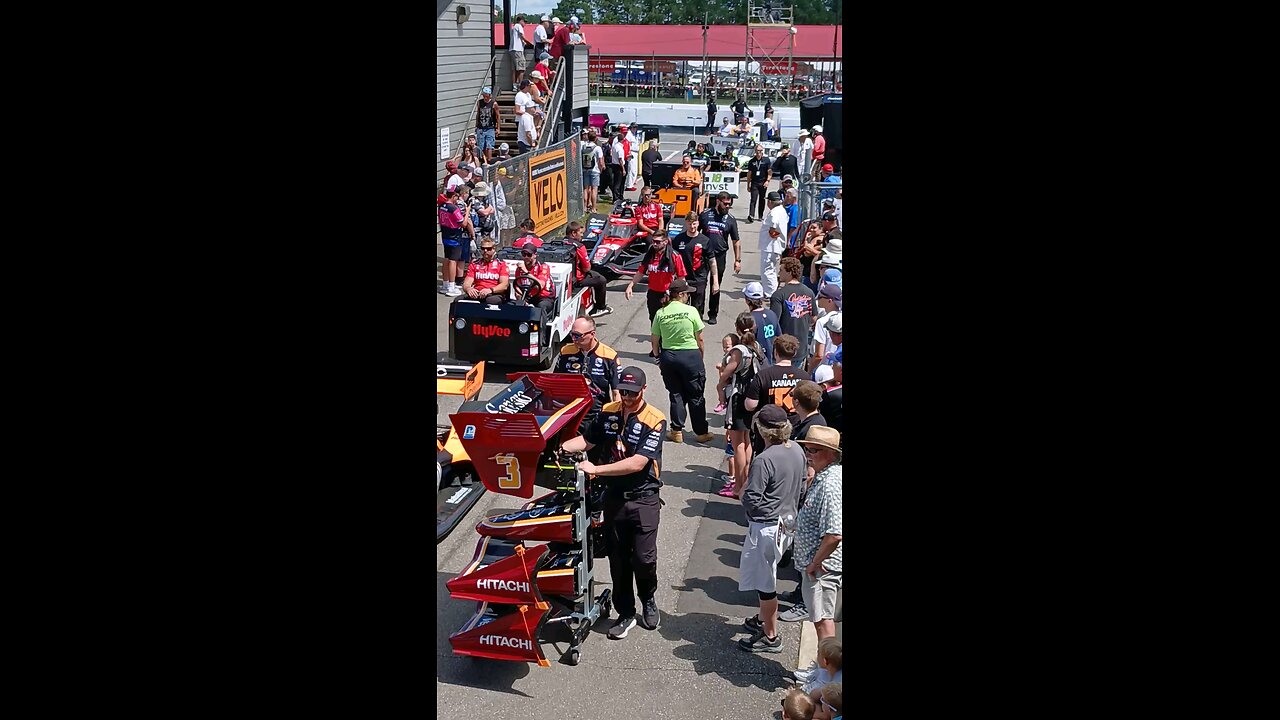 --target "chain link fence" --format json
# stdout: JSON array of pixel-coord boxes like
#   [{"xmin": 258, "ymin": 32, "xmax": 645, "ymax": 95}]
[
  {"xmin": 482, "ymin": 136, "xmax": 584, "ymax": 246},
  {"xmin": 798, "ymin": 180, "xmax": 843, "ymax": 226}
]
